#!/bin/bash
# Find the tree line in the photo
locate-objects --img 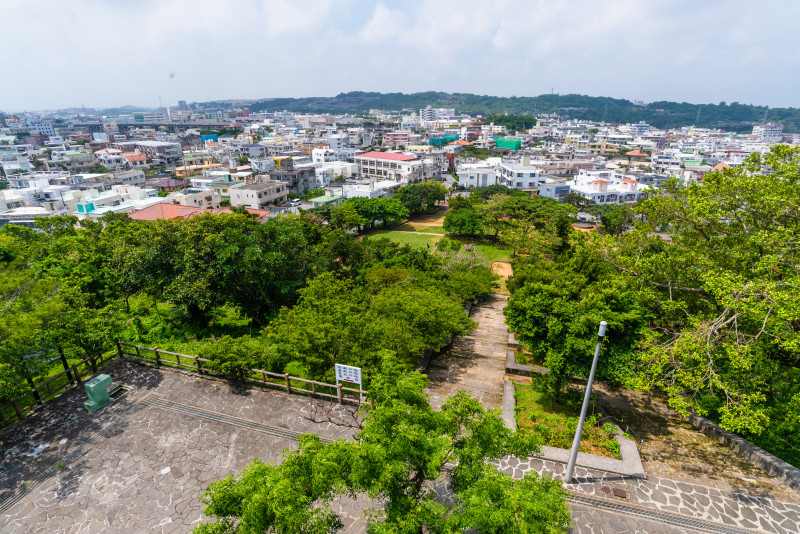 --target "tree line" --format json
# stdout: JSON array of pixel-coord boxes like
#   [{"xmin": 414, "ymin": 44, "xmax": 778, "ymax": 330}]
[{"xmin": 0, "ymin": 203, "xmax": 495, "ymax": 400}]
